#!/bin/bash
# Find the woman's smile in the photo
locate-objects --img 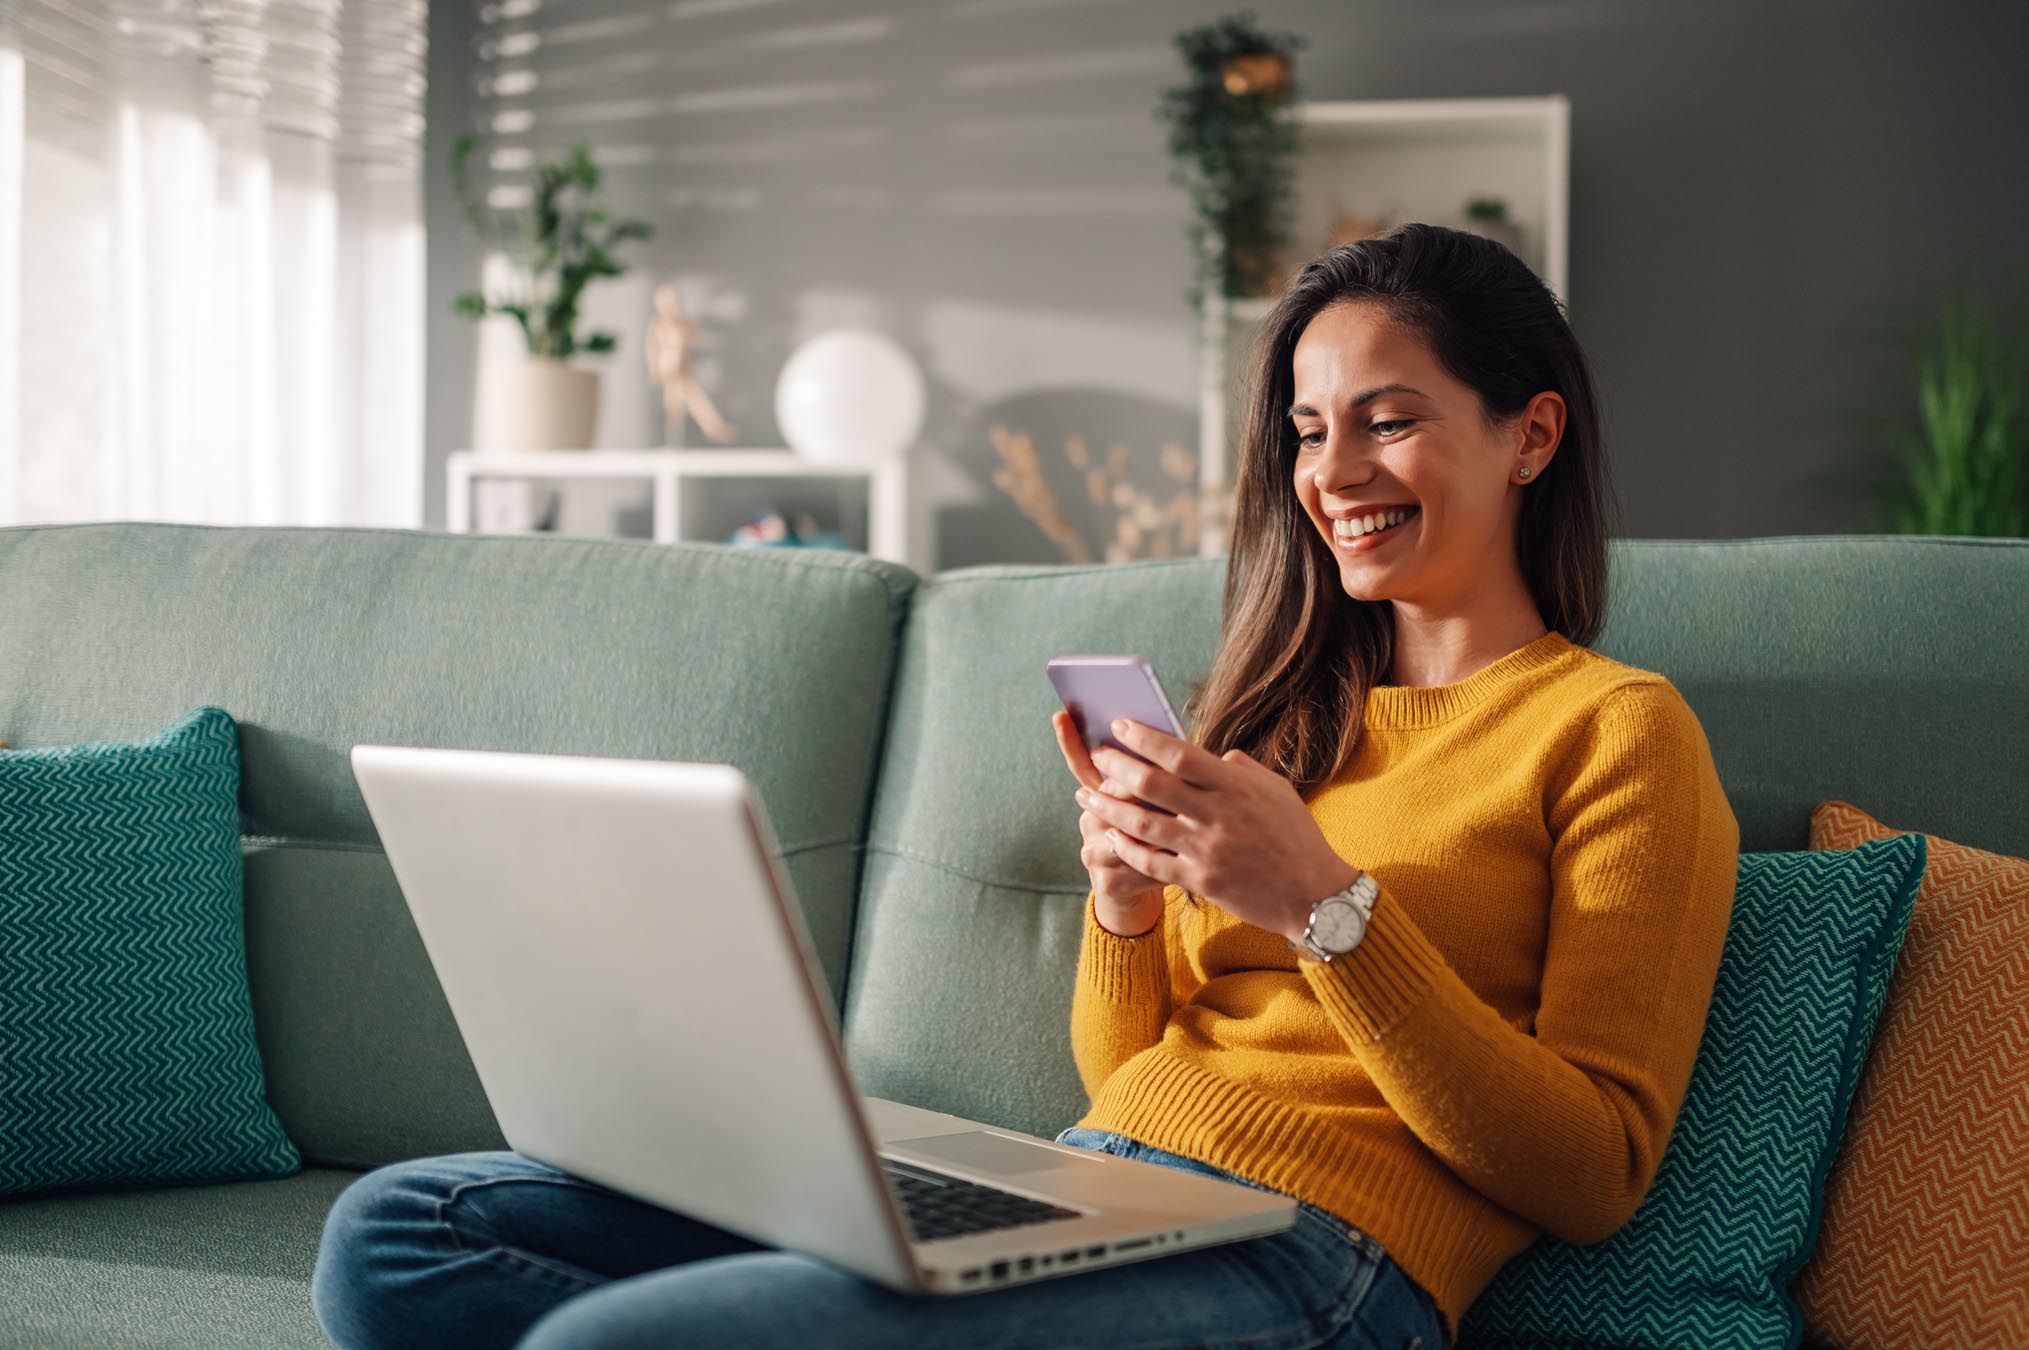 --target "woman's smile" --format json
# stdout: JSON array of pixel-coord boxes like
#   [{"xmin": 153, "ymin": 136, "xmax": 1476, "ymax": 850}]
[{"xmin": 1331, "ymin": 505, "xmax": 1420, "ymax": 554}]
